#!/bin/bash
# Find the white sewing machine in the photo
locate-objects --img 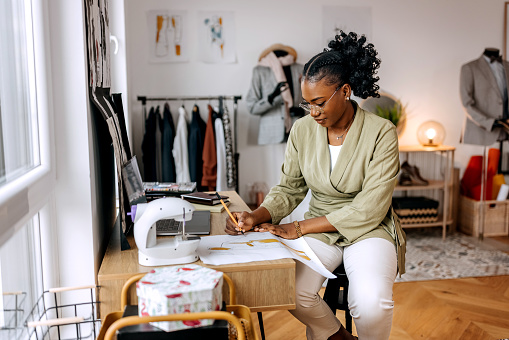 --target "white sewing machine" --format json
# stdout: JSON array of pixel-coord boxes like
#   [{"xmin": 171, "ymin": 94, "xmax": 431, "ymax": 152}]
[{"xmin": 132, "ymin": 197, "xmax": 200, "ymax": 266}]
